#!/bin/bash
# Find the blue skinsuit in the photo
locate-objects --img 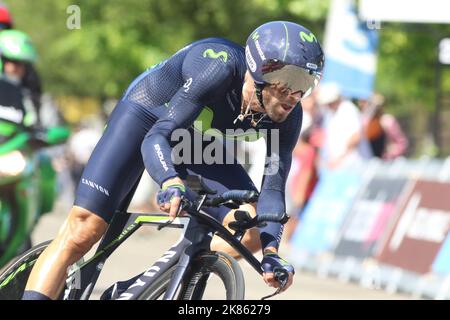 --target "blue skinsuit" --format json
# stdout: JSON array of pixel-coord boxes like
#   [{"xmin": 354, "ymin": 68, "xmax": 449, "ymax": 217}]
[{"xmin": 75, "ymin": 38, "xmax": 302, "ymax": 250}]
